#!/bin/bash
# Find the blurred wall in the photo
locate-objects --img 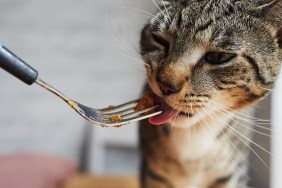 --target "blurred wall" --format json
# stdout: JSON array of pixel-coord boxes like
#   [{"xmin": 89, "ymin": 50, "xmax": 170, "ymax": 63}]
[
  {"xmin": 271, "ymin": 71, "xmax": 282, "ymax": 188},
  {"xmin": 0, "ymin": 0, "xmax": 151, "ymax": 161}
]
